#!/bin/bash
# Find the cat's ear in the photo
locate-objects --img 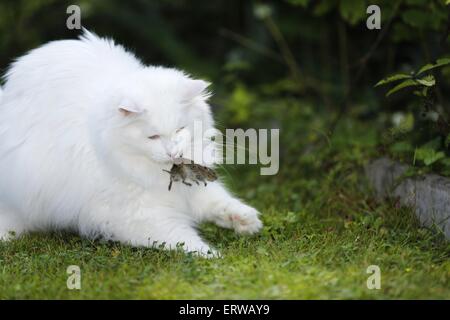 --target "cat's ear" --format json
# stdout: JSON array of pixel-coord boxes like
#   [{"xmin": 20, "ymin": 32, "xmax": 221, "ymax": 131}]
[
  {"xmin": 182, "ymin": 79, "xmax": 211, "ymax": 102},
  {"xmin": 118, "ymin": 99, "xmax": 144, "ymax": 116}
]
